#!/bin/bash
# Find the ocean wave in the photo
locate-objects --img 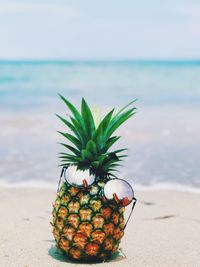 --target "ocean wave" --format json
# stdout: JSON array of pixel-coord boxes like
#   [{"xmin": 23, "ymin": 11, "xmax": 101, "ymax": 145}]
[{"xmin": 0, "ymin": 180, "xmax": 200, "ymax": 194}]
